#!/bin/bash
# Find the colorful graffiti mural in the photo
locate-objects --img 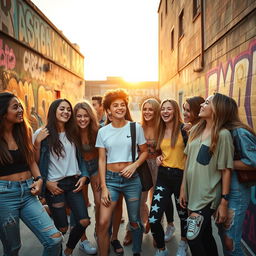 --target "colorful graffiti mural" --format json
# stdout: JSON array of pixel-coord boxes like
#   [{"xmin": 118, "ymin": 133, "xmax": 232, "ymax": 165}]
[
  {"xmin": 0, "ymin": 39, "xmax": 16, "ymax": 70},
  {"xmin": 206, "ymin": 39, "xmax": 256, "ymax": 255},
  {"xmin": 0, "ymin": 0, "xmax": 84, "ymax": 77},
  {"xmin": 206, "ymin": 40, "xmax": 256, "ymax": 129}
]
